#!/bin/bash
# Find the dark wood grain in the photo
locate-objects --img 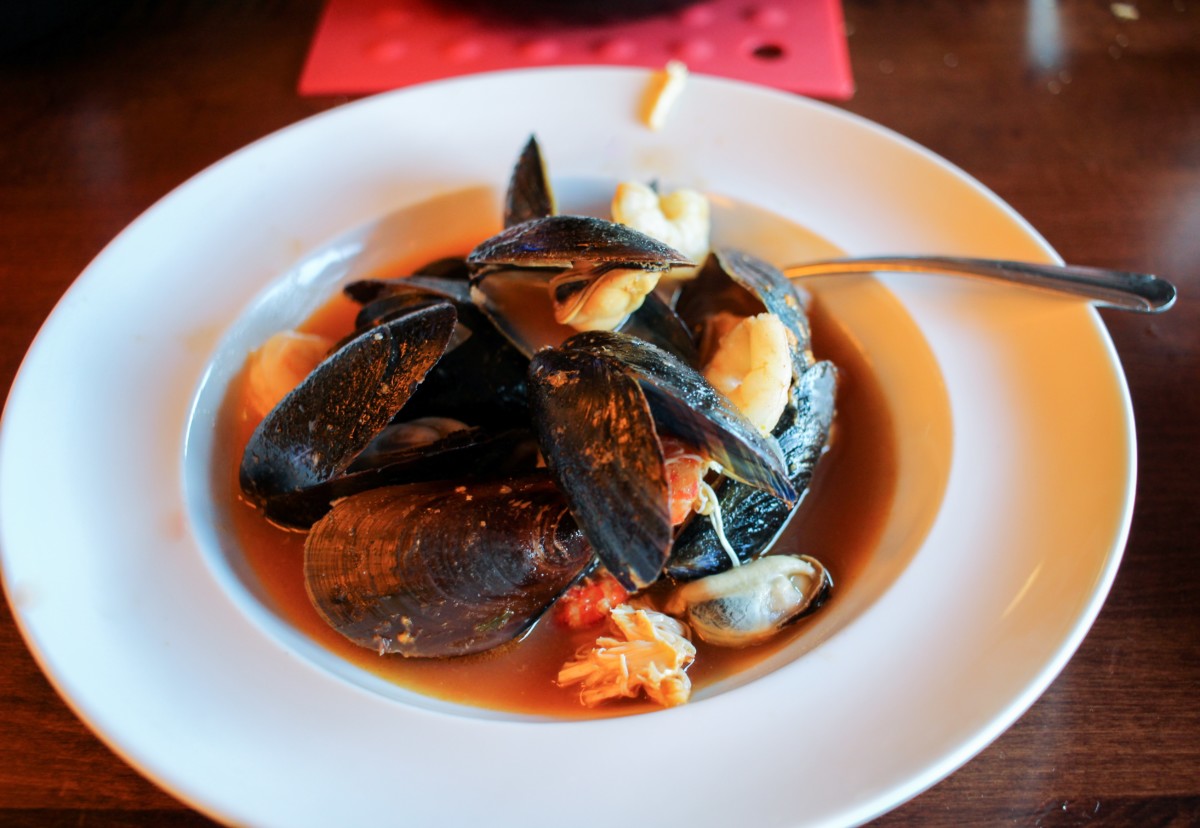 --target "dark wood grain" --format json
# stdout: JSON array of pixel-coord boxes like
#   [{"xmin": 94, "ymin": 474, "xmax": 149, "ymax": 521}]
[{"xmin": 1, "ymin": 1, "xmax": 1197, "ymax": 825}]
